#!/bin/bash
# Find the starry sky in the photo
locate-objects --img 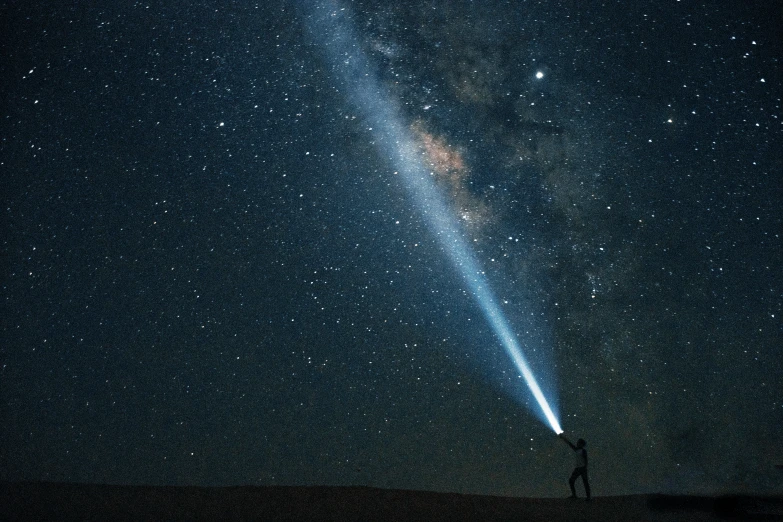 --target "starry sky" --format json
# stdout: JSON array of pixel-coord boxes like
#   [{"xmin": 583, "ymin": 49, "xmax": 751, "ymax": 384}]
[{"xmin": 2, "ymin": 0, "xmax": 781, "ymax": 497}]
